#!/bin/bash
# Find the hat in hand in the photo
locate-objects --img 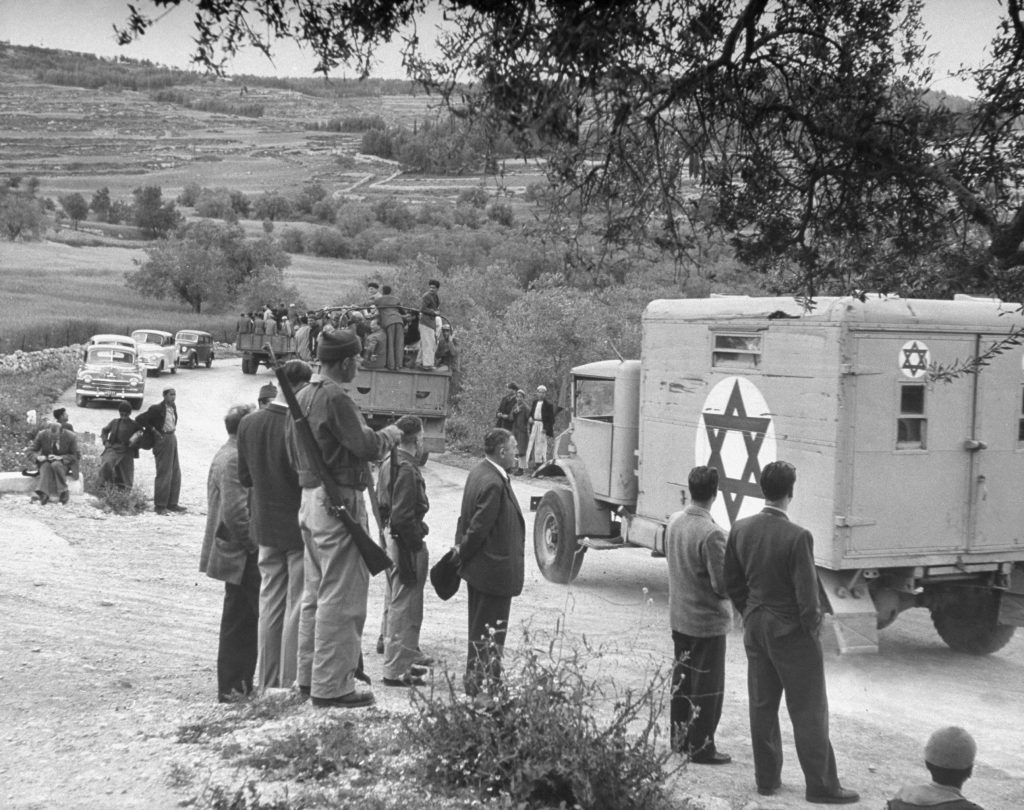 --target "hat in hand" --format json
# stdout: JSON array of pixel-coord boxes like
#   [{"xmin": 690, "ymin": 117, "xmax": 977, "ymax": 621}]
[{"xmin": 429, "ymin": 548, "xmax": 461, "ymax": 601}]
